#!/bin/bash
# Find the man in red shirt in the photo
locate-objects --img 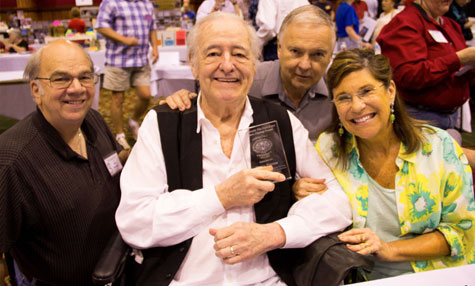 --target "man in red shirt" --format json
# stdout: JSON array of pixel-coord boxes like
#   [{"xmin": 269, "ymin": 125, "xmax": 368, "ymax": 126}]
[{"xmin": 68, "ymin": 7, "xmax": 86, "ymax": 33}]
